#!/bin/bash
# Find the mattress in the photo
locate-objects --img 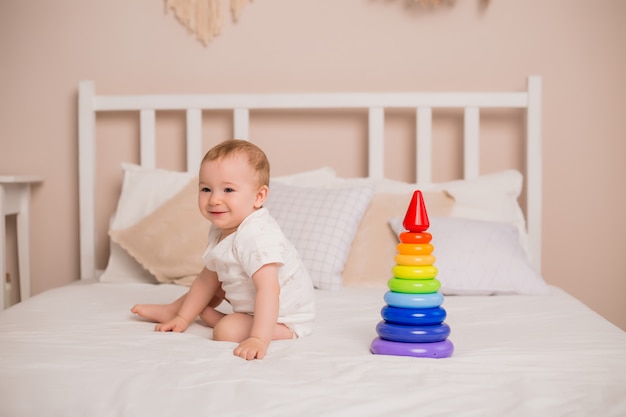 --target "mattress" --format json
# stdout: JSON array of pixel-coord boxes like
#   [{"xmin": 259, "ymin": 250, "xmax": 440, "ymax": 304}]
[{"xmin": 1, "ymin": 281, "xmax": 624, "ymax": 417}]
